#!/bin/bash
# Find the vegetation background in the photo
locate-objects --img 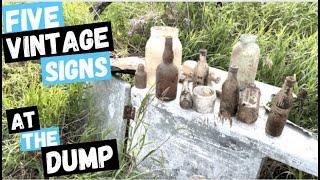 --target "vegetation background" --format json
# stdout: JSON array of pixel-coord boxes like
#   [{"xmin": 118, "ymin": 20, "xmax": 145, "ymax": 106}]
[{"xmin": 2, "ymin": 2, "xmax": 318, "ymax": 179}]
